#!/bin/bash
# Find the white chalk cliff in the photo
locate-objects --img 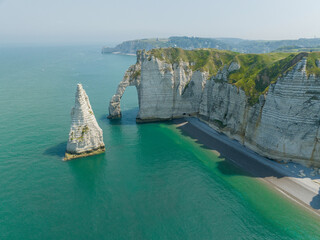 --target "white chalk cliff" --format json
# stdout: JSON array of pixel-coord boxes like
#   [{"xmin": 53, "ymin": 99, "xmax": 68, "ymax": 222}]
[
  {"xmin": 108, "ymin": 50, "xmax": 208, "ymax": 121},
  {"xmin": 109, "ymin": 50, "xmax": 320, "ymax": 167},
  {"xmin": 65, "ymin": 84, "xmax": 105, "ymax": 160}
]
